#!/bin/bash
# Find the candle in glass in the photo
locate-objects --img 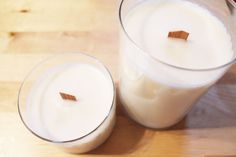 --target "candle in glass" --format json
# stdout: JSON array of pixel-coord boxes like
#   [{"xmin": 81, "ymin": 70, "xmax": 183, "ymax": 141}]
[
  {"xmin": 18, "ymin": 53, "xmax": 116, "ymax": 153},
  {"xmin": 119, "ymin": 0, "xmax": 235, "ymax": 128}
]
